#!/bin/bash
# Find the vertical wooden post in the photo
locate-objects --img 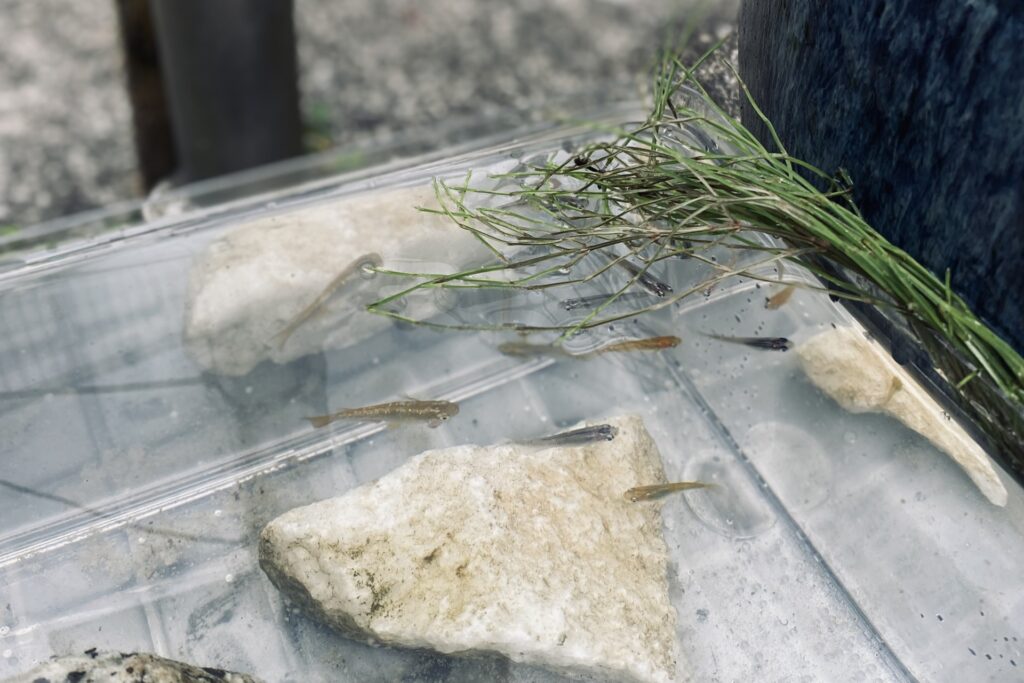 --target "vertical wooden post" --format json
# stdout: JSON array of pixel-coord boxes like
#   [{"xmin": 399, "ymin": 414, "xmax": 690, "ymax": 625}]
[{"xmin": 148, "ymin": 0, "xmax": 303, "ymax": 182}]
